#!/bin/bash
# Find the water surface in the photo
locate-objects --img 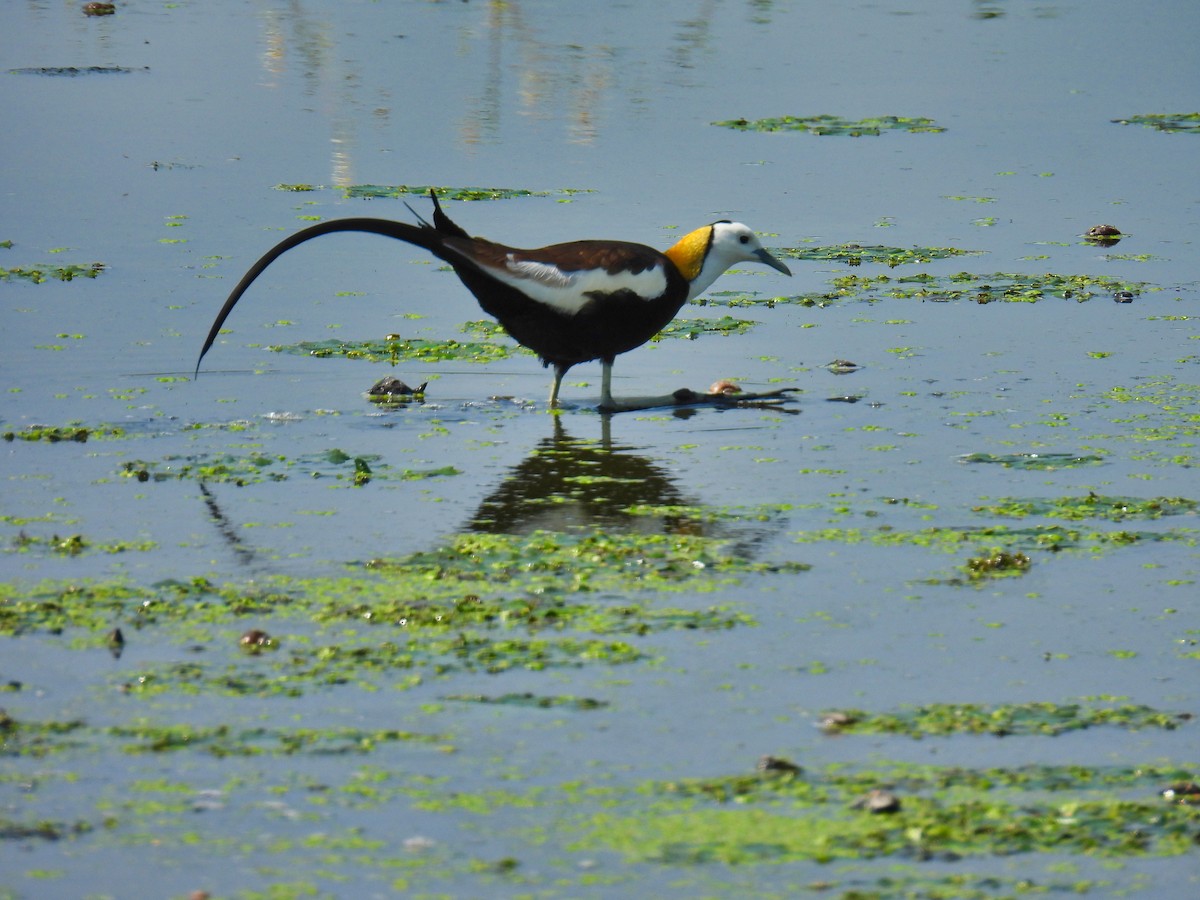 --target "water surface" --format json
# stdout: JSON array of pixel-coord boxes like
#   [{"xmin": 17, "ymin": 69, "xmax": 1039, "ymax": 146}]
[{"xmin": 2, "ymin": 1, "xmax": 1198, "ymax": 897}]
